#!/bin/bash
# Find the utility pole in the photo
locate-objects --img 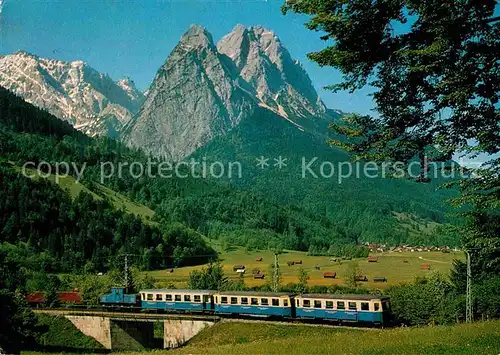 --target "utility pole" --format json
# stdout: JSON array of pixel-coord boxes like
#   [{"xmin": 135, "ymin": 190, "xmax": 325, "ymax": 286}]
[
  {"xmin": 273, "ymin": 252, "xmax": 280, "ymax": 293},
  {"xmin": 124, "ymin": 254, "xmax": 129, "ymax": 293},
  {"xmin": 466, "ymin": 250, "xmax": 473, "ymax": 323},
  {"xmin": 119, "ymin": 253, "xmax": 138, "ymax": 293}
]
